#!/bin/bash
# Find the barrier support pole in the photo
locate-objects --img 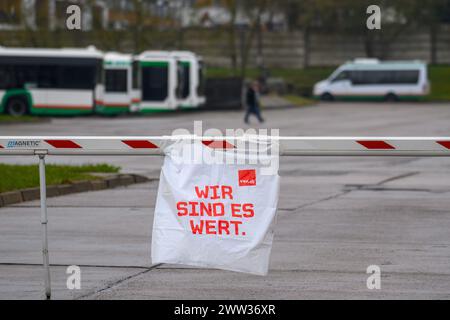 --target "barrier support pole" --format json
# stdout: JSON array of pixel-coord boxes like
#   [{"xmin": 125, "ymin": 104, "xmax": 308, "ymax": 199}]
[{"xmin": 38, "ymin": 153, "xmax": 51, "ymax": 300}]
